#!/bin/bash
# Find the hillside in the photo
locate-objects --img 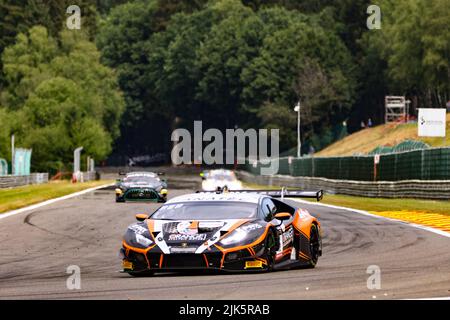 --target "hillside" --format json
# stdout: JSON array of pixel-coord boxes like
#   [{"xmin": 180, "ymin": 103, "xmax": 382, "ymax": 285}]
[{"xmin": 316, "ymin": 114, "xmax": 450, "ymax": 157}]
